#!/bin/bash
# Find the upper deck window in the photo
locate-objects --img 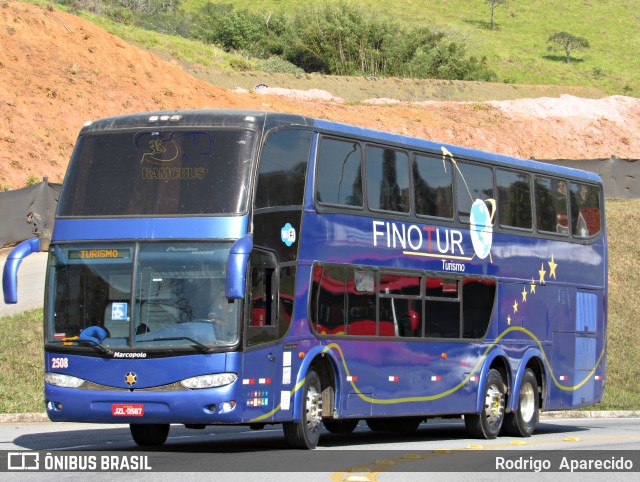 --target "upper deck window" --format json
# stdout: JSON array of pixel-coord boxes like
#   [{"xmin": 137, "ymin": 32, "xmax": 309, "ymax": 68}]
[
  {"xmin": 570, "ymin": 182, "xmax": 601, "ymax": 238},
  {"xmin": 535, "ymin": 176, "xmax": 569, "ymax": 236},
  {"xmin": 365, "ymin": 145, "xmax": 410, "ymax": 213},
  {"xmin": 455, "ymin": 162, "xmax": 494, "ymax": 224},
  {"xmin": 58, "ymin": 128, "xmax": 256, "ymax": 216},
  {"xmin": 316, "ymin": 138, "xmax": 363, "ymax": 208},
  {"xmin": 255, "ymin": 129, "xmax": 313, "ymax": 208},
  {"xmin": 413, "ymin": 153, "xmax": 453, "ymax": 219},
  {"xmin": 497, "ymin": 169, "xmax": 532, "ymax": 229}
]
